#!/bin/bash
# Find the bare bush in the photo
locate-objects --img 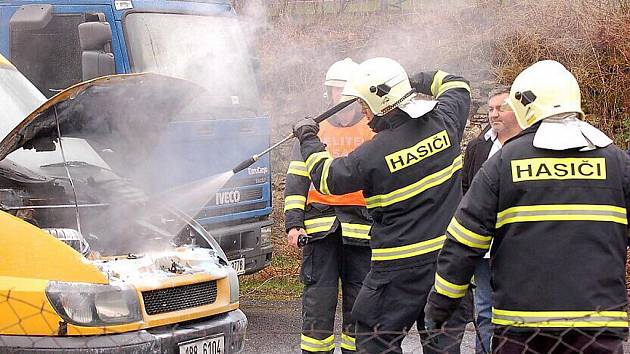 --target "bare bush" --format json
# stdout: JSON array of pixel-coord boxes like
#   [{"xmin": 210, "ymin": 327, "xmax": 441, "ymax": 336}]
[{"xmin": 488, "ymin": 0, "xmax": 630, "ymax": 145}]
